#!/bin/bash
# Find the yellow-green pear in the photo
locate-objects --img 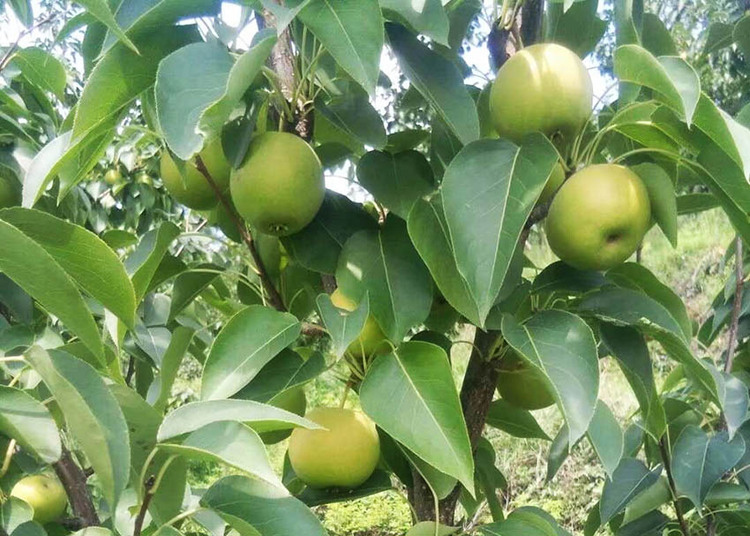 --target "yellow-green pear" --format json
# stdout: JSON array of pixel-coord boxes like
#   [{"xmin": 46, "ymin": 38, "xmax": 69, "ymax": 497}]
[
  {"xmin": 230, "ymin": 132, "xmax": 324, "ymax": 236},
  {"xmin": 288, "ymin": 407, "xmax": 380, "ymax": 489},
  {"xmin": 490, "ymin": 43, "xmax": 592, "ymax": 144},
  {"xmin": 545, "ymin": 164, "xmax": 651, "ymax": 271},
  {"xmin": 497, "ymin": 353, "xmax": 555, "ymax": 410},
  {"xmin": 10, "ymin": 474, "xmax": 68, "ymax": 524},
  {"xmin": 330, "ymin": 289, "xmax": 389, "ymax": 359},
  {"xmin": 260, "ymin": 386, "xmax": 307, "ymax": 444},
  {"xmin": 160, "ymin": 137, "xmax": 231, "ymax": 210}
]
